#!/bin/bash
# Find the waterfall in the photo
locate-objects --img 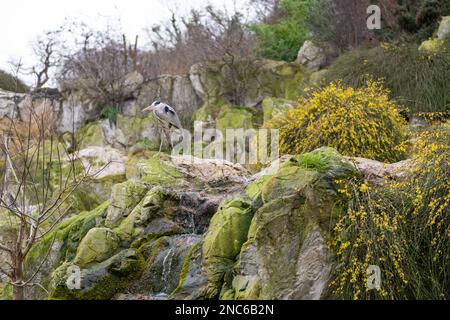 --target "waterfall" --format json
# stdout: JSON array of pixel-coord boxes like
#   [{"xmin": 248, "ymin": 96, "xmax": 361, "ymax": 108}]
[{"xmin": 161, "ymin": 248, "xmax": 175, "ymax": 293}]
